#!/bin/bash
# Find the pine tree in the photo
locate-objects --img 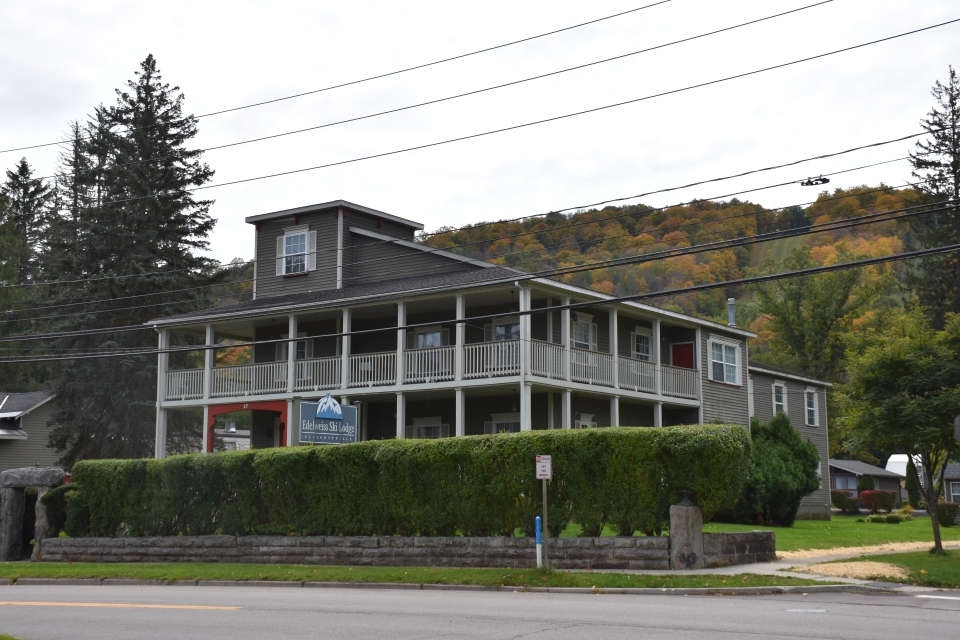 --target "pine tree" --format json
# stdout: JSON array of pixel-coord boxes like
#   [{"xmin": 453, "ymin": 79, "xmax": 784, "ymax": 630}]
[
  {"xmin": 907, "ymin": 66, "xmax": 960, "ymax": 328},
  {"xmin": 1, "ymin": 157, "xmax": 53, "ymax": 285},
  {"xmin": 45, "ymin": 55, "xmax": 219, "ymax": 465}
]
